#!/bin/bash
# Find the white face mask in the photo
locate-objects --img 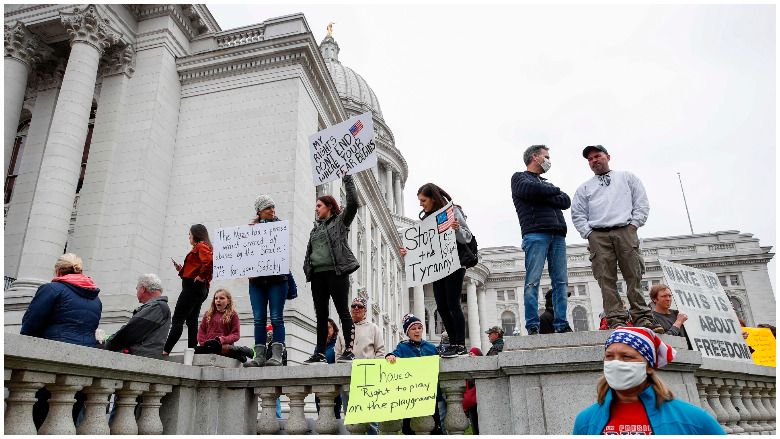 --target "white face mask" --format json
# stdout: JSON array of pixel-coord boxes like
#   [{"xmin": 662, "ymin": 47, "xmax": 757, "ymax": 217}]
[
  {"xmin": 603, "ymin": 360, "xmax": 648, "ymax": 390},
  {"xmin": 537, "ymin": 157, "xmax": 552, "ymax": 173}
]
